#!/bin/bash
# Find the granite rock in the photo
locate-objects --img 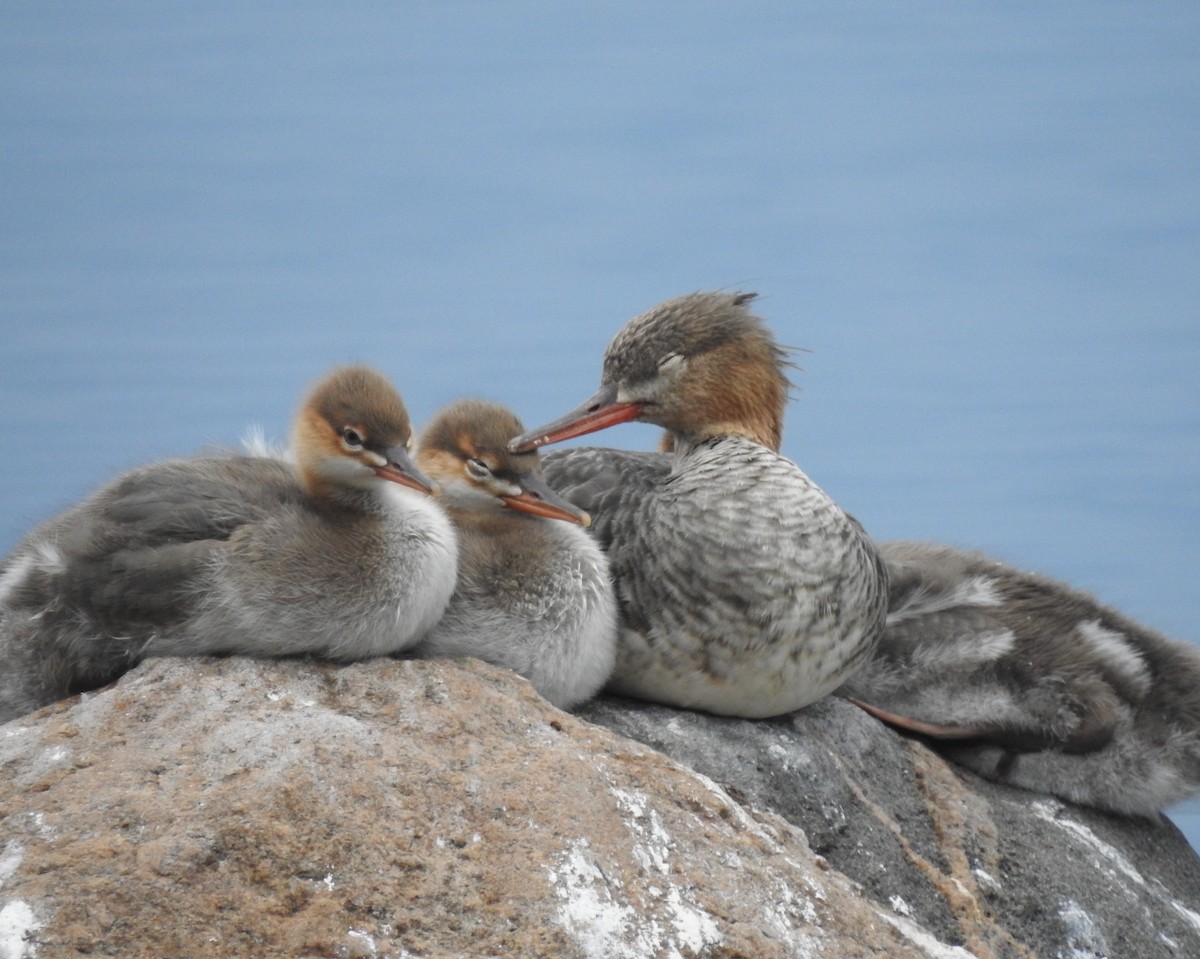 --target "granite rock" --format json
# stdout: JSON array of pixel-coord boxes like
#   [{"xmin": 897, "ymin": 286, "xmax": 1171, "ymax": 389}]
[
  {"xmin": 3, "ymin": 657, "xmax": 946, "ymax": 959},
  {"xmin": 0, "ymin": 656, "xmax": 1197, "ymax": 959},
  {"xmin": 580, "ymin": 695, "xmax": 1200, "ymax": 959}
]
